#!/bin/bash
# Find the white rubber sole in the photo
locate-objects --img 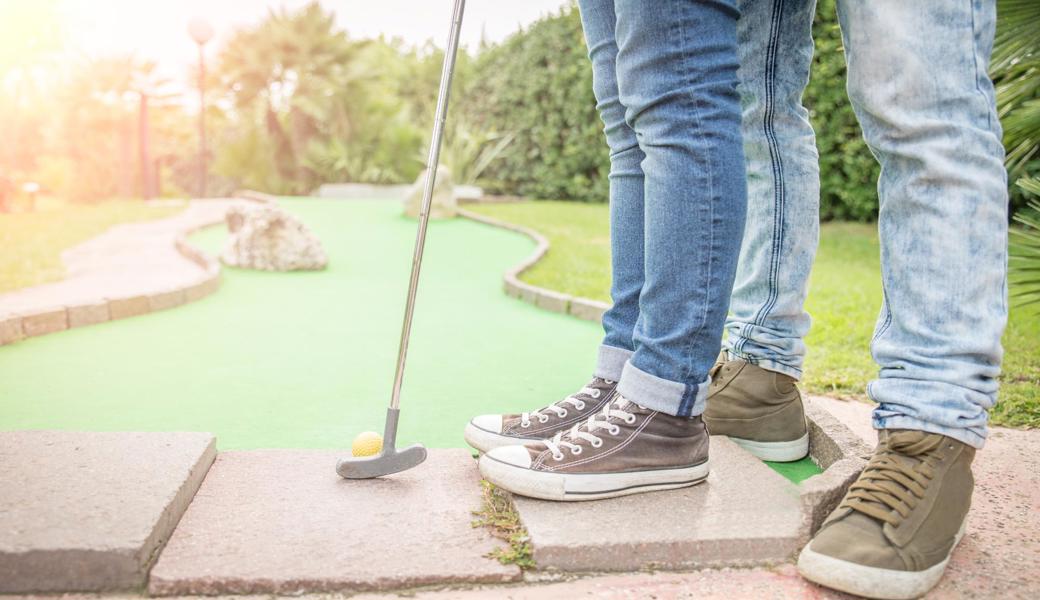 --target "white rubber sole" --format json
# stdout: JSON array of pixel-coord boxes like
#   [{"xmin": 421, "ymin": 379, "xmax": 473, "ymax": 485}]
[
  {"xmin": 797, "ymin": 519, "xmax": 967, "ymax": 600},
  {"xmin": 479, "ymin": 454, "xmax": 710, "ymax": 502},
  {"xmin": 726, "ymin": 432, "xmax": 809, "ymax": 462},
  {"xmin": 463, "ymin": 422, "xmax": 540, "ymax": 454}
]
